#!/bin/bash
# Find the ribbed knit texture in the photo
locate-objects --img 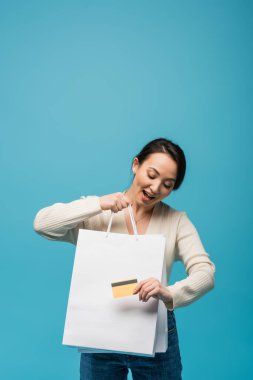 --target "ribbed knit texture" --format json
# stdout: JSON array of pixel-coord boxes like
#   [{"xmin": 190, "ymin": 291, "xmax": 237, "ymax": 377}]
[{"xmin": 33, "ymin": 195, "xmax": 215, "ymax": 311}]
